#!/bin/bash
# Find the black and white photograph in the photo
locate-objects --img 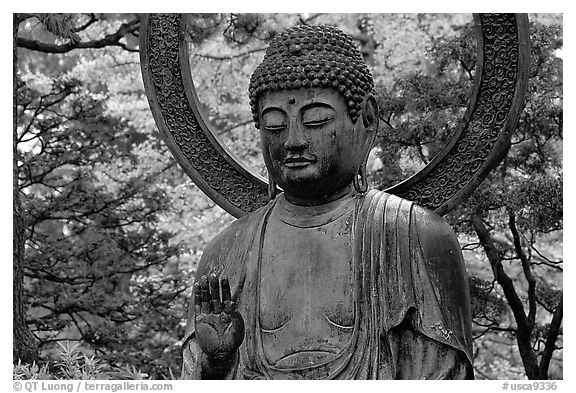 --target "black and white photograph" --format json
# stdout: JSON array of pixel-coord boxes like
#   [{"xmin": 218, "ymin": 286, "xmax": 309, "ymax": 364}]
[{"xmin": 11, "ymin": 8, "xmax": 563, "ymax": 386}]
